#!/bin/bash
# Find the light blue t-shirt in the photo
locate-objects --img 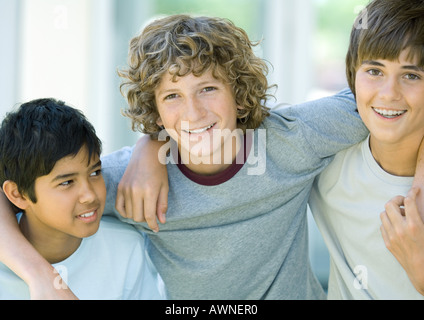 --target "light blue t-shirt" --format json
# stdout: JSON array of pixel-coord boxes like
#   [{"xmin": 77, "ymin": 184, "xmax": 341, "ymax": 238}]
[{"xmin": 0, "ymin": 216, "xmax": 166, "ymax": 300}]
